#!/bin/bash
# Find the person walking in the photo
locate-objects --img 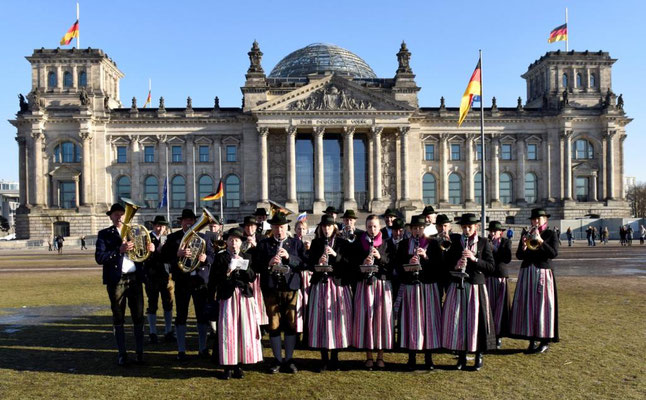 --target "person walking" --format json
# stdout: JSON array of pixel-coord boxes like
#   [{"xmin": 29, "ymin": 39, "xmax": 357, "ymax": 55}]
[
  {"xmin": 640, "ymin": 224, "xmax": 646, "ymax": 245},
  {"xmin": 627, "ymin": 226, "xmax": 634, "ymax": 246},
  {"xmin": 566, "ymin": 227, "xmax": 573, "ymax": 247},
  {"xmin": 56, "ymin": 235, "xmax": 64, "ymax": 254},
  {"xmin": 80, "ymin": 235, "xmax": 87, "ymax": 250}
]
